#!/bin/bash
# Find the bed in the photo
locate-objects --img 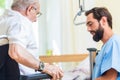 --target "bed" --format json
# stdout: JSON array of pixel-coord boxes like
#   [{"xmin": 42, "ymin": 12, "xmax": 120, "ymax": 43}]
[{"xmin": 39, "ymin": 51, "xmax": 96, "ymax": 80}]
